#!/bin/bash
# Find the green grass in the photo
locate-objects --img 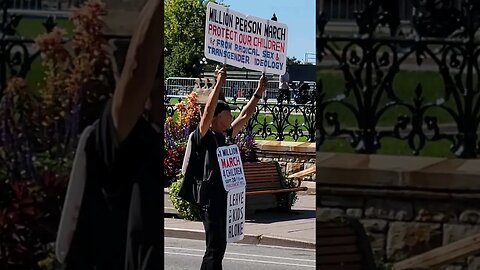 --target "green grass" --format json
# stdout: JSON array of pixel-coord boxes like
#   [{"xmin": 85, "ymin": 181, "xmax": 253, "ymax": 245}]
[
  {"xmin": 25, "ymin": 58, "xmax": 45, "ymax": 91},
  {"xmin": 168, "ymin": 111, "xmax": 313, "ymax": 142},
  {"xmin": 16, "ymin": 18, "xmax": 73, "ymax": 38},
  {"xmin": 317, "ymin": 69, "xmax": 463, "ymax": 157},
  {"xmin": 7, "ymin": 18, "xmax": 74, "ymax": 91},
  {"xmin": 319, "ymin": 138, "xmax": 454, "ymax": 157},
  {"xmin": 234, "ymin": 112, "xmax": 312, "ymax": 142},
  {"xmin": 318, "ymin": 70, "xmax": 455, "ymax": 126}
]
